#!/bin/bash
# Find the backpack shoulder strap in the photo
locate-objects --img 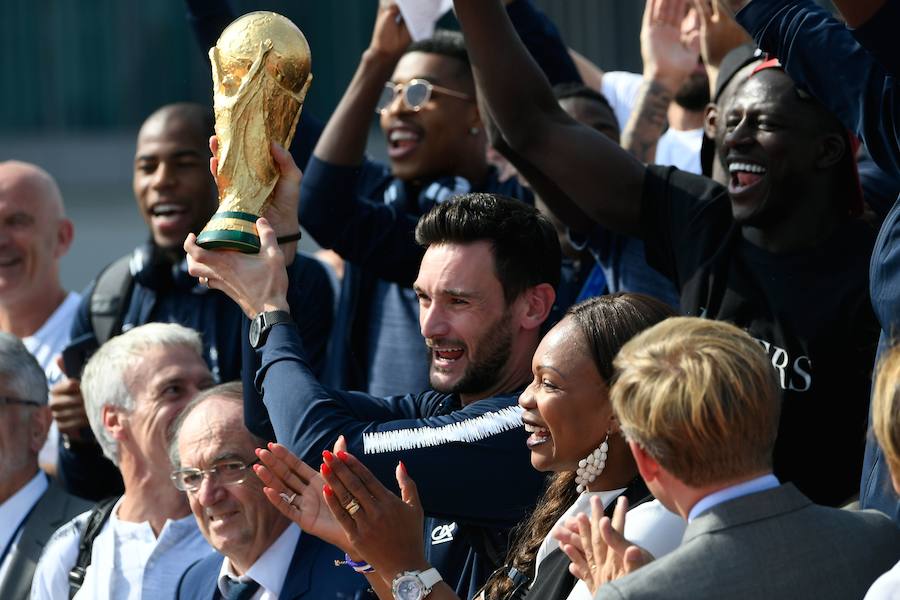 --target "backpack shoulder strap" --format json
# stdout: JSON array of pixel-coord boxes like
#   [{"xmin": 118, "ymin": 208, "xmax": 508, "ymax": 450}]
[
  {"xmin": 67, "ymin": 495, "xmax": 120, "ymax": 599},
  {"xmin": 89, "ymin": 255, "xmax": 134, "ymax": 345}
]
